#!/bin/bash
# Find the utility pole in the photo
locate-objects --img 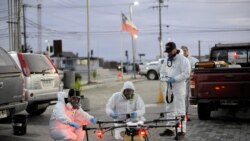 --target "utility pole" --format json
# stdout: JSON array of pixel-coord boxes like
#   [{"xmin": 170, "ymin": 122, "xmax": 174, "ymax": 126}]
[
  {"xmin": 37, "ymin": 3, "xmax": 42, "ymax": 53},
  {"xmin": 16, "ymin": 0, "xmax": 22, "ymax": 52},
  {"xmin": 13, "ymin": 0, "xmax": 17, "ymax": 51},
  {"xmin": 158, "ymin": 0, "xmax": 163, "ymax": 58},
  {"xmin": 152, "ymin": 0, "xmax": 168, "ymax": 58},
  {"xmin": 8, "ymin": 0, "xmax": 15, "ymax": 51},
  {"xmin": 86, "ymin": 0, "xmax": 91, "ymax": 84},
  {"xmin": 22, "ymin": 4, "xmax": 27, "ymax": 51},
  {"xmin": 8, "ymin": 0, "xmax": 12, "ymax": 51},
  {"xmin": 198, "ymin": 40, "xmax": 201, "ymax": 61},
  {"xmin": 152, "ymin": 0, "xmax": 168, "ymax": 104},
  {"xmin": 7, "ymin": 0, "xmax": 22, "ymax": 52}
]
